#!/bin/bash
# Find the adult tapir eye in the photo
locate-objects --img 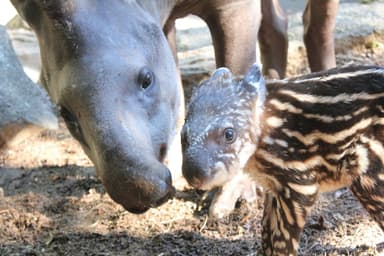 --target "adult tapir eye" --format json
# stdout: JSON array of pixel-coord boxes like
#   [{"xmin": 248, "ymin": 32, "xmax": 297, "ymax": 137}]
[
  {"xmin": 223, "ymin": 127, "xmax": 236, "ymax": 144},
  {"xmin": 138, "ymin": 67, "xmax": 155, "ymax": 90}
]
